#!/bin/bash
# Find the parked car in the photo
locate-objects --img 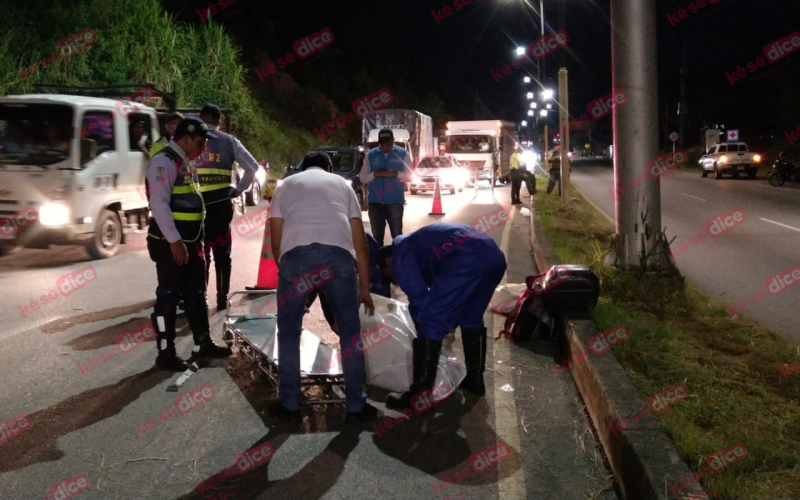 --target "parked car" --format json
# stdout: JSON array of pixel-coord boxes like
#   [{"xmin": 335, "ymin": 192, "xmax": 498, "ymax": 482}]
[
  {"xmin": 236, "ymin": 160, "xmax": 267, "ymax": 207},
  {"xmin": 409, "ymin": 154, "xmax": 469, "ymax": 195},
  {"xmin": 281, "ymin": 146, "xmax": 368, "ymax": 210},
  {"xmin": 700, "ymin": 142, "xmax": 762, "ymax": 179}
]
